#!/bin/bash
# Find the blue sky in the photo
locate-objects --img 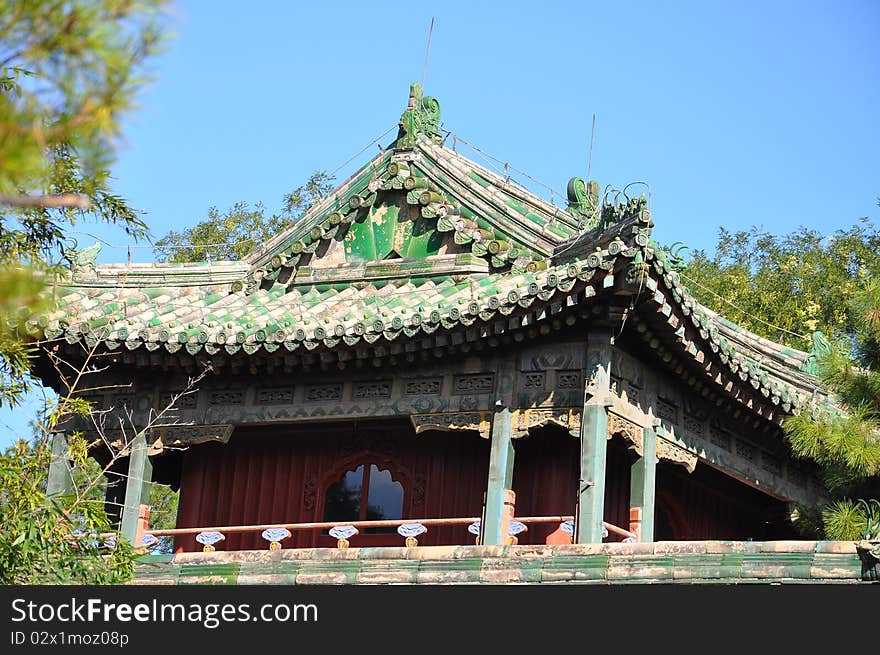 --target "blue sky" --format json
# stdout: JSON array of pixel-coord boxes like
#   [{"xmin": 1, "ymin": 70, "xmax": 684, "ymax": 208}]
[{"xmin": 3, "ymin": 0, "xmax": 878, "ymax": 447}]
